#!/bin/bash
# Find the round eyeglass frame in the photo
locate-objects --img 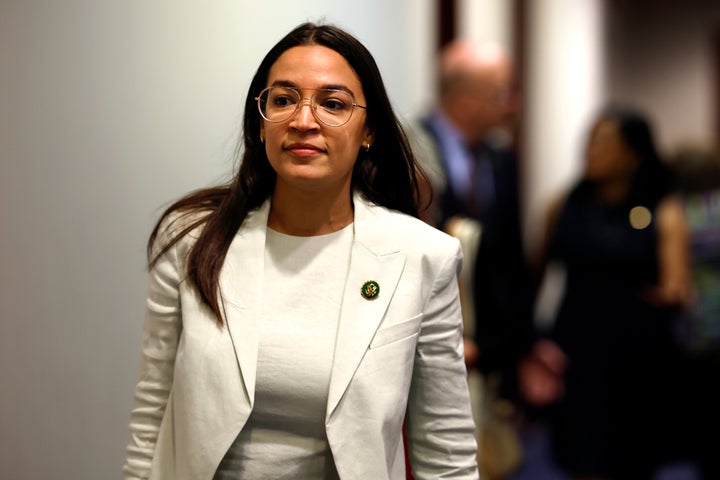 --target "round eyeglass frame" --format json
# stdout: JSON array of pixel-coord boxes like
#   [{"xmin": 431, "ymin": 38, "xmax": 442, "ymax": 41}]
[{"xmin": 255, "ymin": 86, "xmax": 367, "ymax": 127}]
